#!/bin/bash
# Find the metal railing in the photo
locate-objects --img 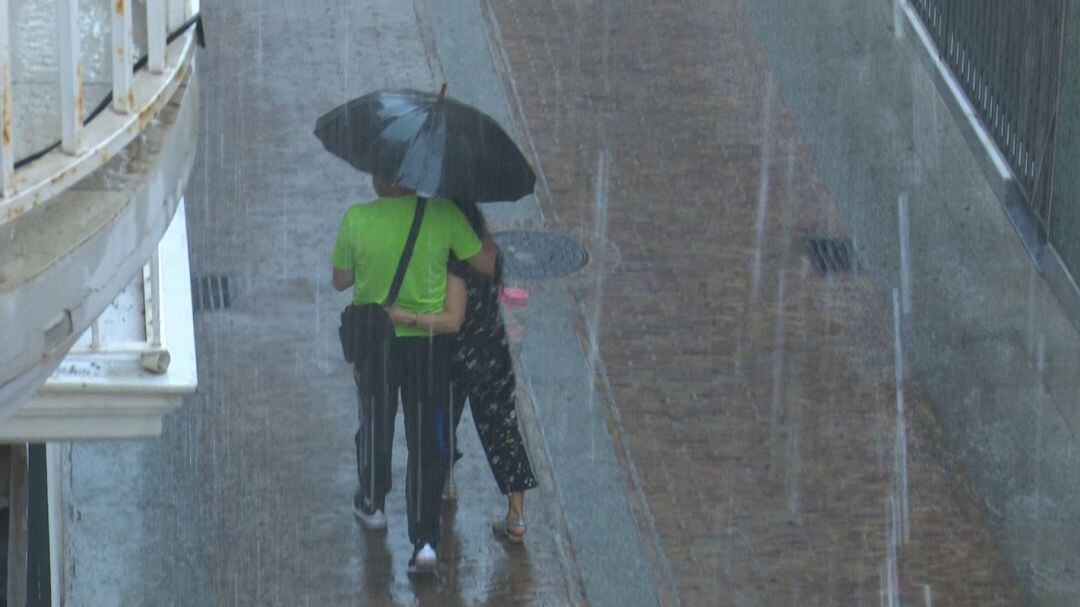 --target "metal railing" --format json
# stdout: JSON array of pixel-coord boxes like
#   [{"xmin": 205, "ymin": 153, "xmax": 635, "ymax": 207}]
[
  {"xmin": 910, "ymin": 0, "xmax": 1068, "ymax": 228},
  {"xmin": 80, "ymin": 250, "xmax": 170, "ymax": 373},
  {"xmin": 0, "ymin": 0, "xmax": 201, "ymax": 226}
]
